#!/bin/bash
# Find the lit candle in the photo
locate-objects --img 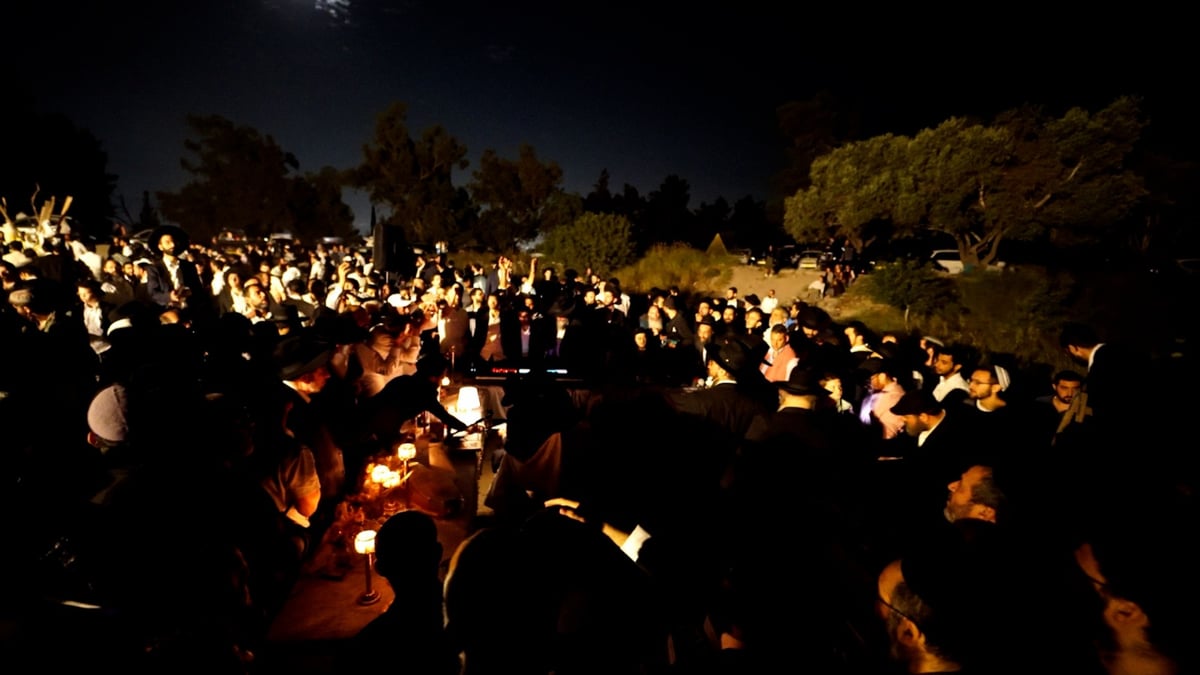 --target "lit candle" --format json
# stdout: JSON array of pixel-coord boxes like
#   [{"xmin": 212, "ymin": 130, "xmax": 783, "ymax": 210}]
[
  {"xmin": 371, "ymin": 464, "xmax": 391, "ymax": 484},
  {"xmin": 396, "ymin": 443, "xmax": 417, "ymax": 462},
  {"xmin": 354, "ymin": 529, "xmax": 376, "ymax": 555}
]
